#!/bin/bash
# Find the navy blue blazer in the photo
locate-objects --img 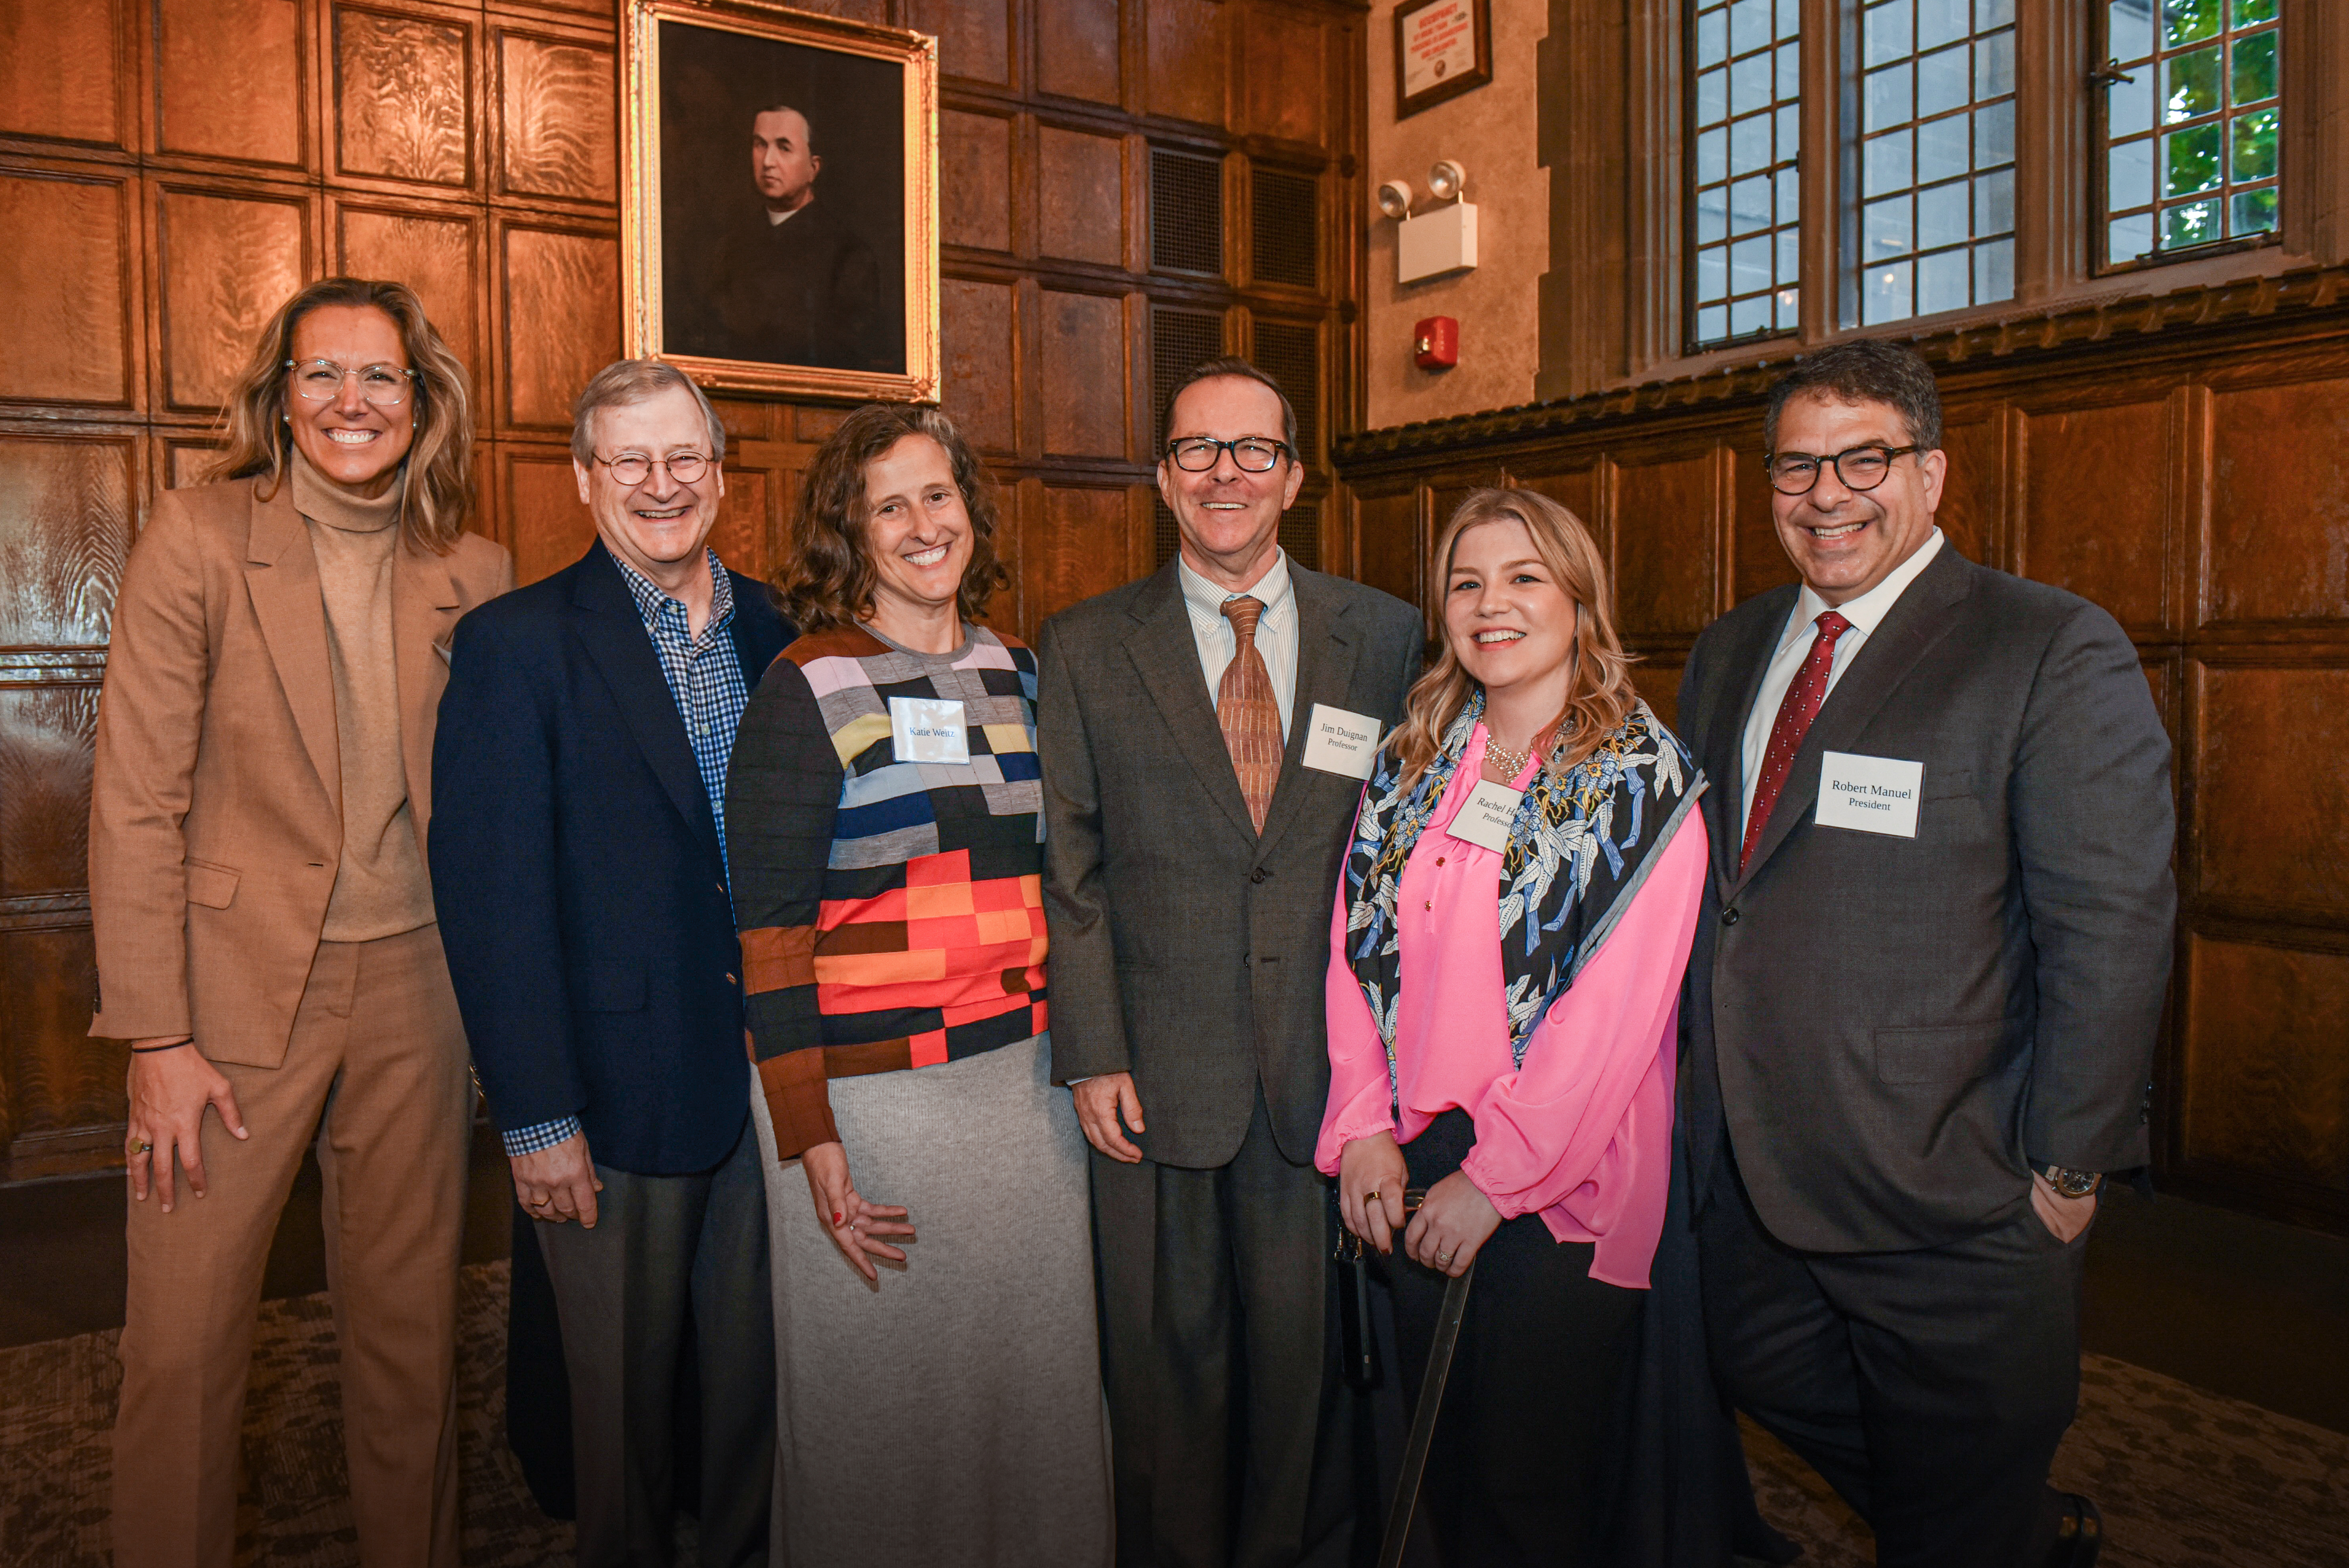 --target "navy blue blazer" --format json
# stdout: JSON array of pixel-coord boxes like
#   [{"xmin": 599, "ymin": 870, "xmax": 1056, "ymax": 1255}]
[{"xmin": 430, "ymin": 540, "xmax": 793, "ymax": 1175}]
